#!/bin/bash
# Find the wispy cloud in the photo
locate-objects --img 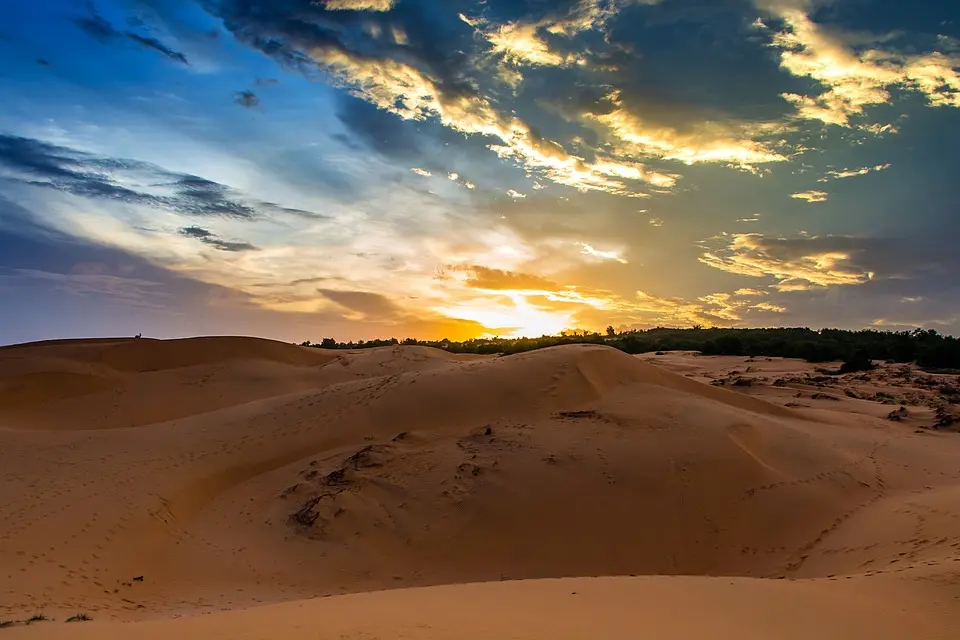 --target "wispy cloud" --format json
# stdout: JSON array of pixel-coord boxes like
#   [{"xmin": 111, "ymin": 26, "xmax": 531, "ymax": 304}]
[
  {"xmin": 0, "ymin": 134, "xmax": 322, "ymax": 220},
  {"xmin": 791, "ymin": 190, "xmax": 829, "ymax": 202},
  {"xmin": 321, "ymin": 0, "xmax": 396, "ymax": 10},
  {"xmin": 818, "ymin": 163, "xmax": 891, "ymax": 181},
  {"xmin": 125, "ymin": 33, "xmax": 189, "ymax": 65},
  {"xmin": 578, "ymin": 242, "xmax": 628, "ymax": 264},
  {"xmin": 179, "ymin": 226, "xmax": 258, "ymax": 252},
  {"xmin": 0, "ymin": 268, "xmax": 169, "ymax": 308},
  {"xmin": 699, "ymin": 233, "xmax": 875, "ymax": 291}
]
